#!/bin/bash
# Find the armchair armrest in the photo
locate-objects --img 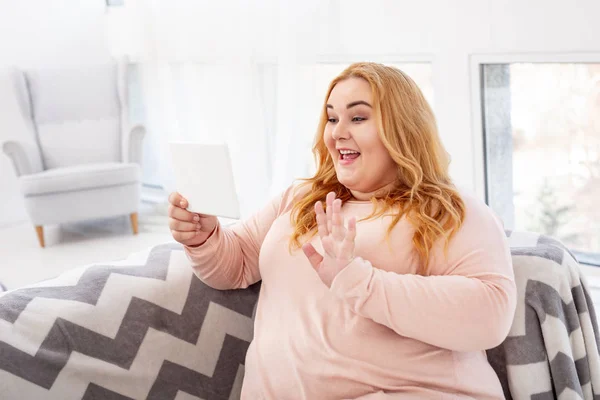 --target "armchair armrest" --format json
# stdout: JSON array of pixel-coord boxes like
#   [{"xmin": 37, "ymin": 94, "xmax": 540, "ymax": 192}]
[
  {"xmin": 124, "ymin": 124, "xmax": 146, "ymax": 165},
  {"xmin": 2, "ymin": 140, "xmax": 43, "ymax": 177}
]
